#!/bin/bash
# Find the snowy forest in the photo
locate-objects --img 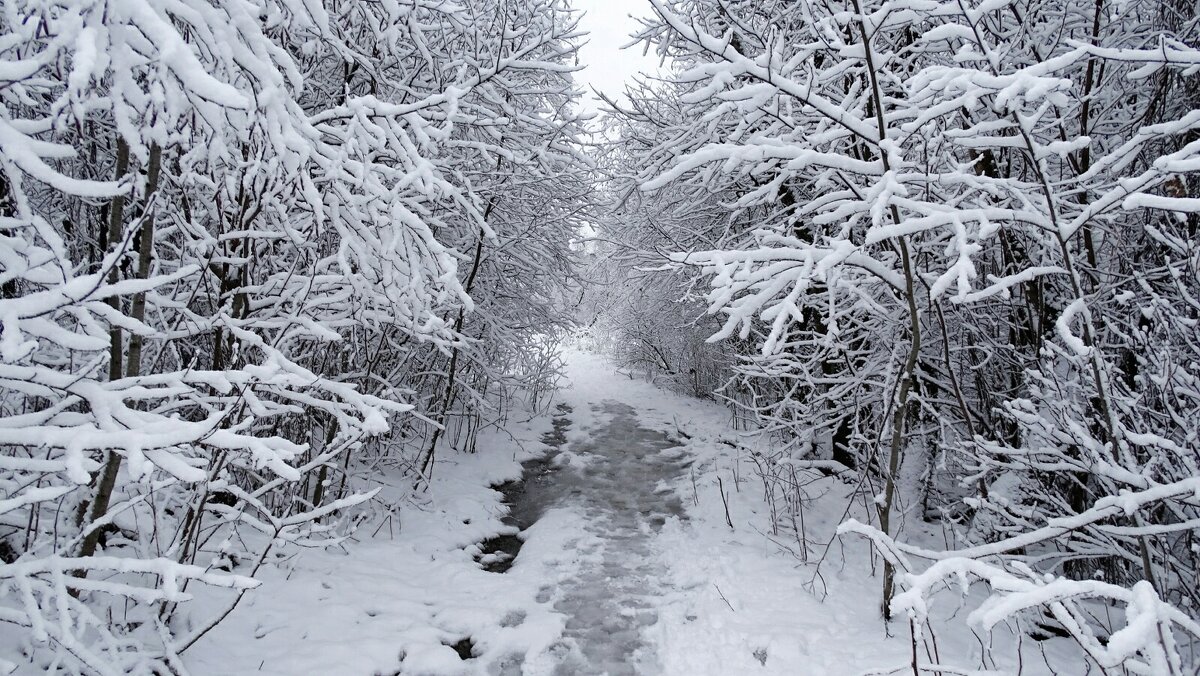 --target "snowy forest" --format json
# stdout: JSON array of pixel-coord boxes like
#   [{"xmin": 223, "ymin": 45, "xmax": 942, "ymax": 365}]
[{"xmin": 1, "ymin": 0, "xmax": 1198, "ymax": 673}]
